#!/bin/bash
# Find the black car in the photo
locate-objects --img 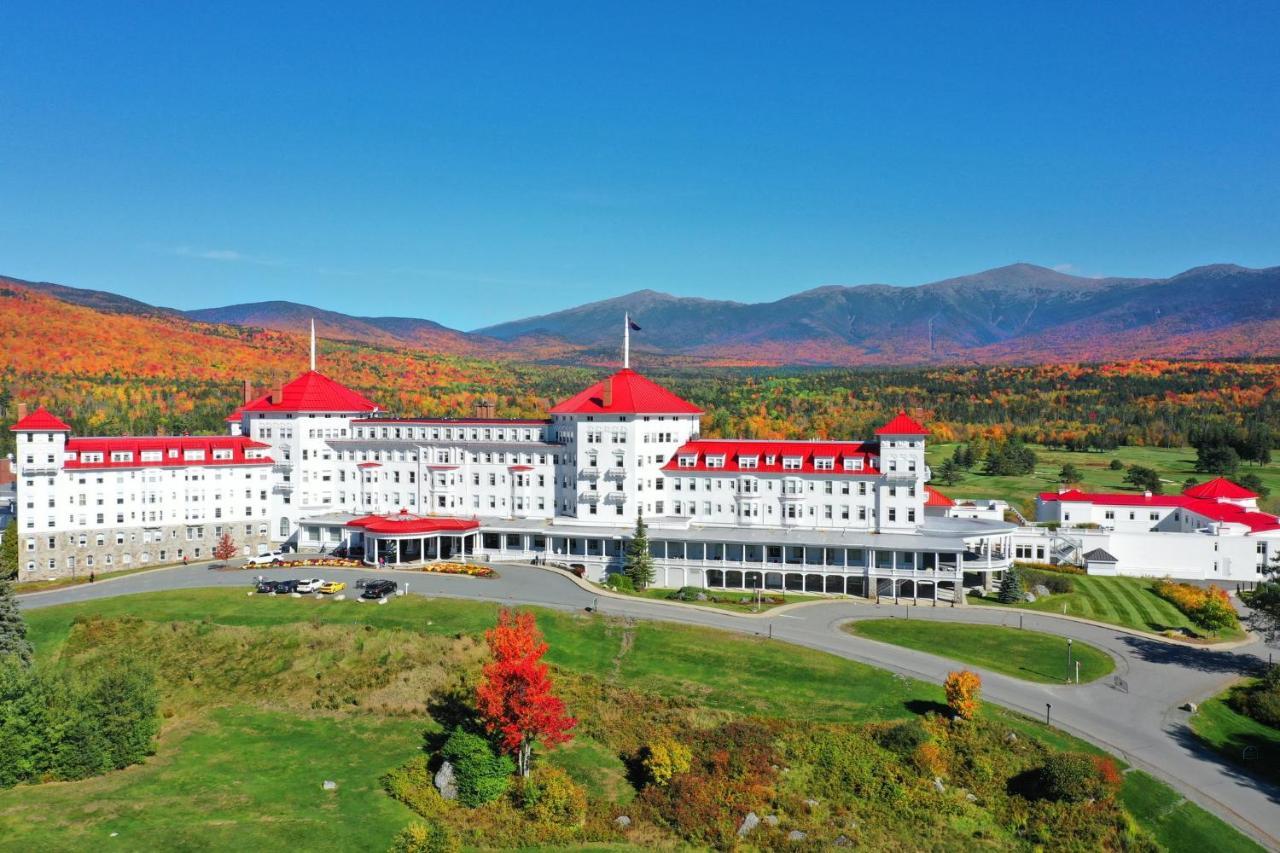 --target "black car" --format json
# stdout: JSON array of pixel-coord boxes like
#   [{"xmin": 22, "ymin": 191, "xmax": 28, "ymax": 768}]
[
  {"xmin": 273, "ymin": 579, "xmax": 299, "ymax": 594},
  {"xmin": 361, "ymin": 580, "xmax": 397, "ymax": 599},
  {"xmin": 255, "ymin": 580, "xmax": 276, "ymax": 593},
  {"xmin": 354, "ymin": 577, "xmax": 377, "ymax": 589}
]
